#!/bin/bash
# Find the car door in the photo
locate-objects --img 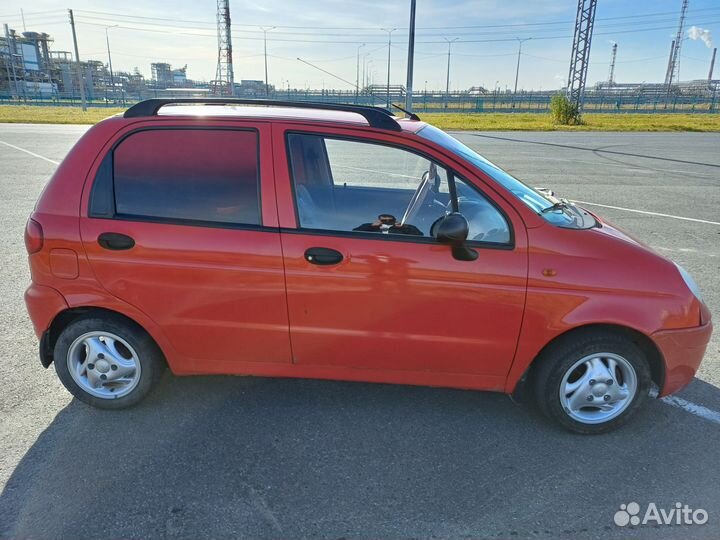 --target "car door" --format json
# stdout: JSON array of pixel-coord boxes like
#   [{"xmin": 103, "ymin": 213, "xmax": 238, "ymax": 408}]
[
  {"xmin": 80, "ymin": 122, "xmax": 291, "ymax": 373},
  {"xmin": 273, "ymin": 125, "xmax": 528, "ymax": 382}
]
